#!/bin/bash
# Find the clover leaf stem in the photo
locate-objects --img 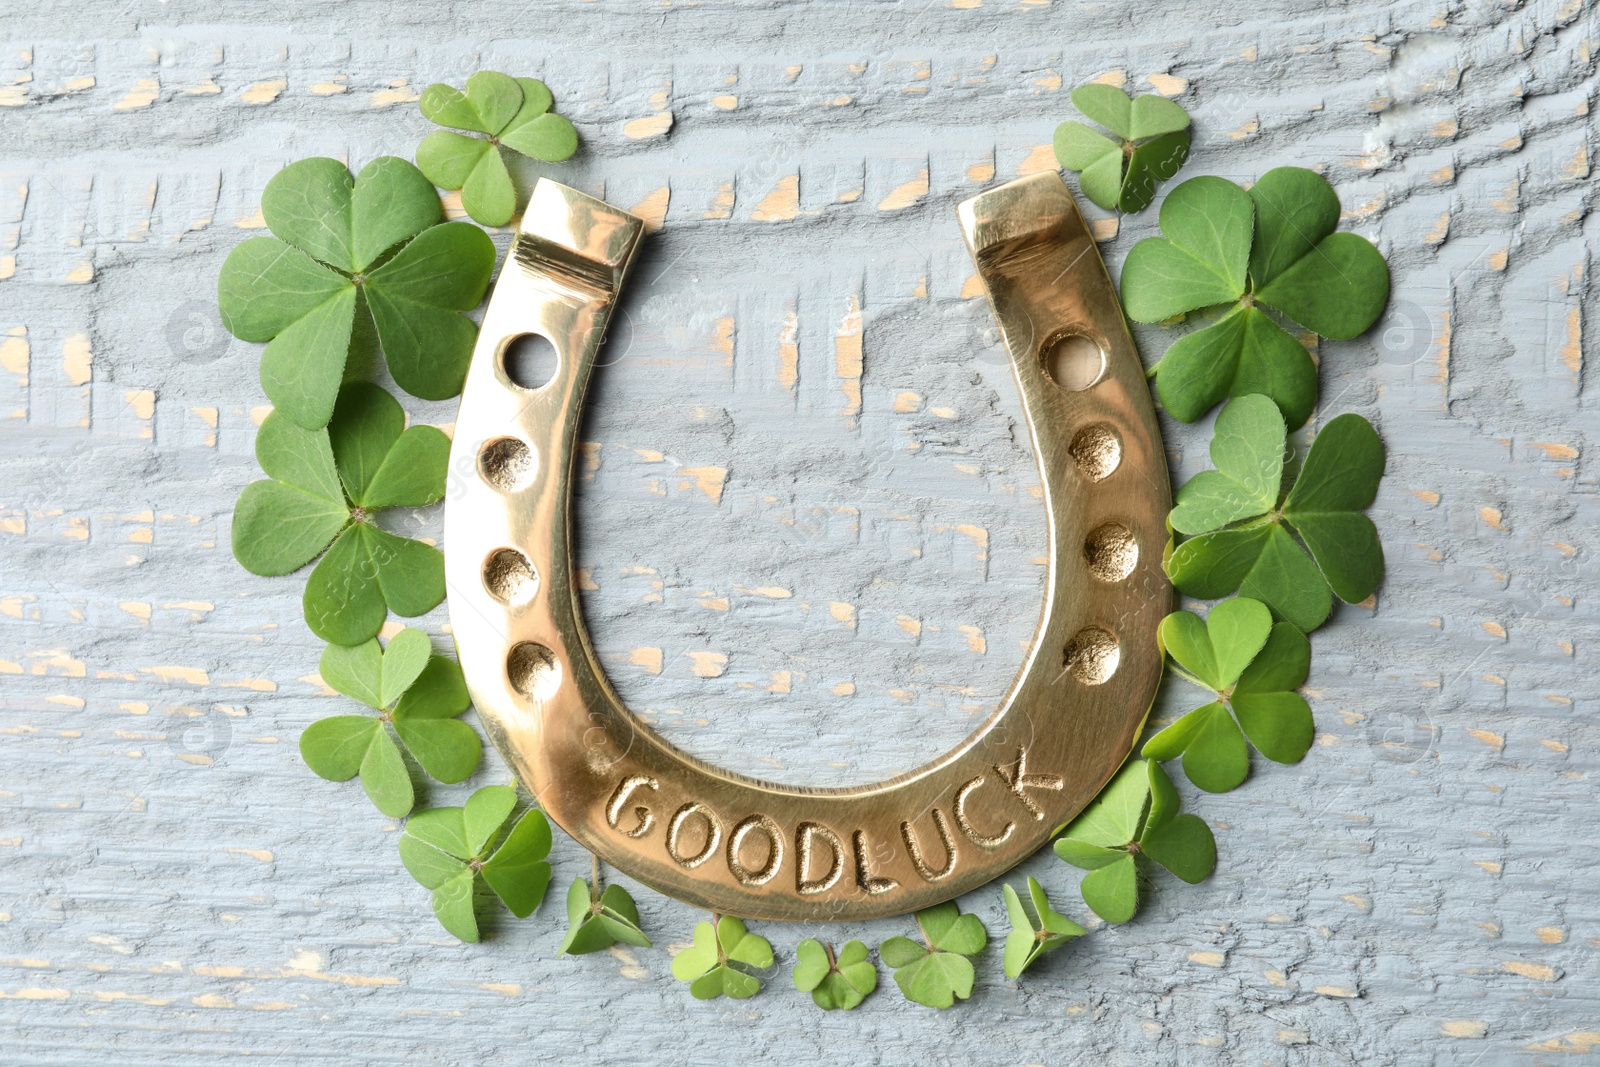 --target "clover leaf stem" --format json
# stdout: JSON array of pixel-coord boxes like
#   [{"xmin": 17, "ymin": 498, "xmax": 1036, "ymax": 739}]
[{"xmin": 710, "ymin": 912, "xmax": 729, "ymax": 965}]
